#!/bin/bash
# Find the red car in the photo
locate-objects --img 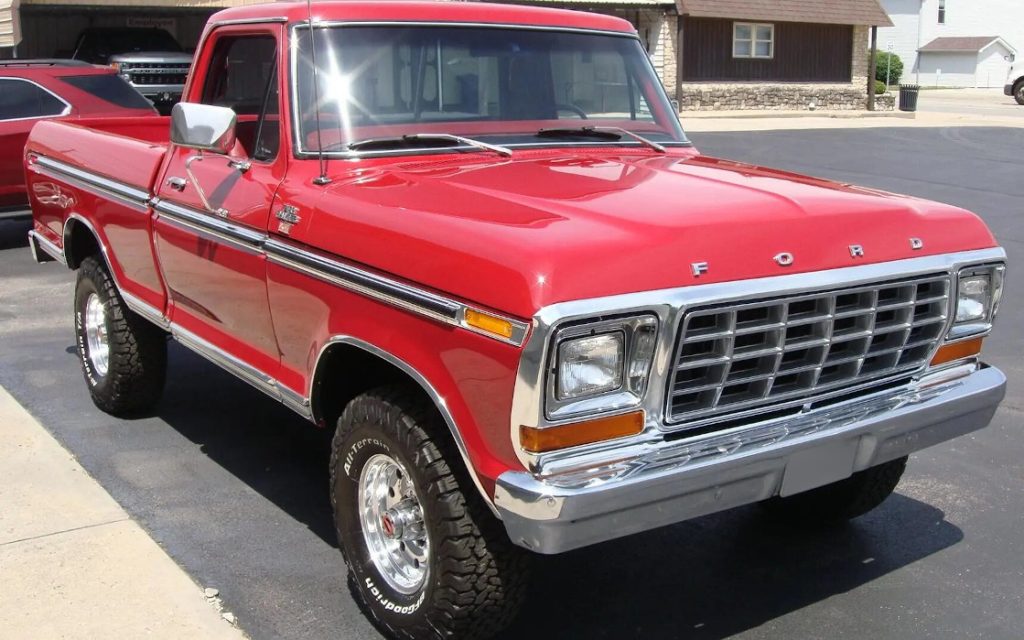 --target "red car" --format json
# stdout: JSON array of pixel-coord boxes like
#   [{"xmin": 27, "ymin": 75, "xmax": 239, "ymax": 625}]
[
  {"xmin": 25, "ymin": 3, "xmax": 1007, "ymax": 638},
  {"xmin": 0, "ymin": 60, "xmax": 156, "ymax": 220}
]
